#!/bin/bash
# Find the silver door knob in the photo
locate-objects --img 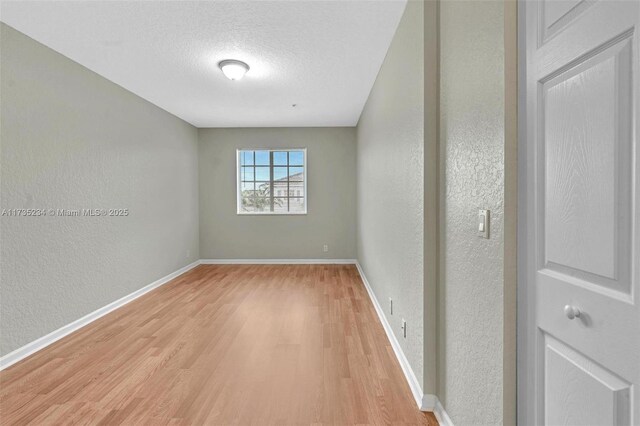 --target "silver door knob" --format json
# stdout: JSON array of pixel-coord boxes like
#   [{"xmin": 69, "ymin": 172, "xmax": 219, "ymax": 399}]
[{"xmin": 564, "ymin": 305, "xmax": 581, "ymax": 320}]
